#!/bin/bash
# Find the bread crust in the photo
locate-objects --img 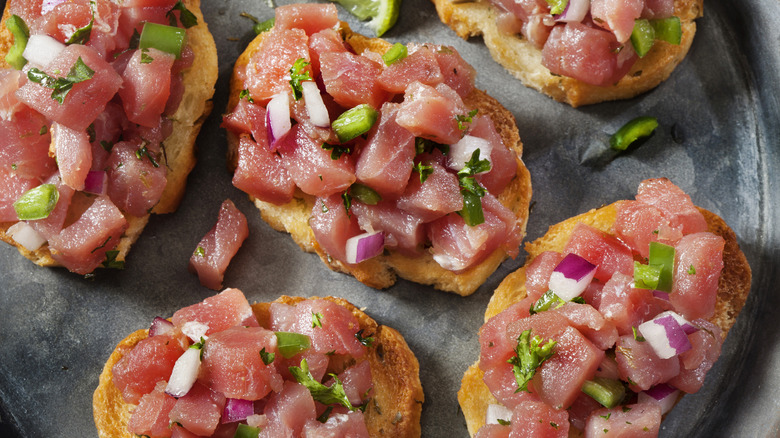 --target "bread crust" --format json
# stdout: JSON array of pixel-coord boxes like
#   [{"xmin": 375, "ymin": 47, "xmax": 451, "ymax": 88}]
[
  {"xmin": 93, "ymin": 295, "xmax": 424, "ymax": 438},
  {"xmin": 0, "ymin": 0, "xmax": 218, "ymax": 269},
  {"xmin": 458, "ymin": 202, "xmax": 751, "ymax": 436},
  {"xmin": 430, "ymin": 0, "xmax": 704, "ymax": 107},
  {"xmin": 227, "ymin": 23, "xmax": 532, "ymax": 296}
]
